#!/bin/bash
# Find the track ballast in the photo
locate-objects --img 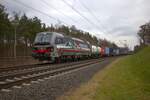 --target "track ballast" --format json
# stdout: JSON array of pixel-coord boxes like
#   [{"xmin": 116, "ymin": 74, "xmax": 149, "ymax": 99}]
[{"xmin": 0, "ymin": 59, "xmax": 104, "ymax": 91}]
